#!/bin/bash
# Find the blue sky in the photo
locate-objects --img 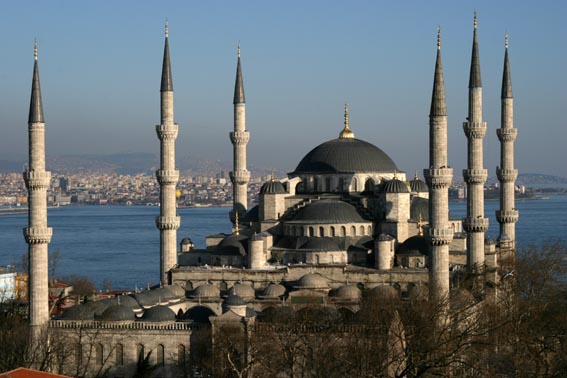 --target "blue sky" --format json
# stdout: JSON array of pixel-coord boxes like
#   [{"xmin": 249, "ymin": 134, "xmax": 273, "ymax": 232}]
[{"xmin": 0, "ymin": 0, "xmax": 565, "ymax": 177}]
